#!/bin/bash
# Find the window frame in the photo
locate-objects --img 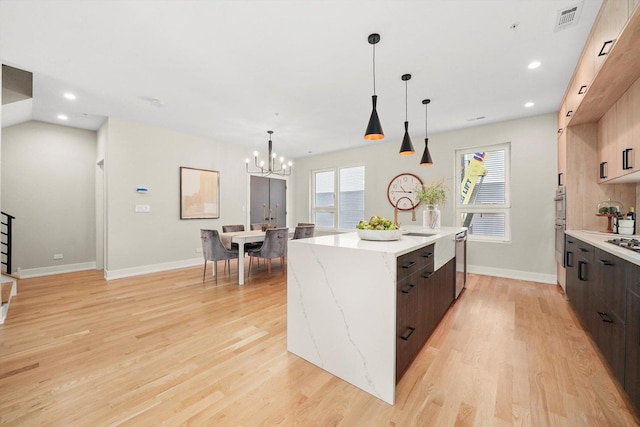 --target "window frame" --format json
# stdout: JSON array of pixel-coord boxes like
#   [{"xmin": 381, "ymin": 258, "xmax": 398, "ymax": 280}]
[
  {"xmin": 311, "ymin": 165, "xmax": 365, "ymax": 230},
  {"xmin": 454, "ymin": 142, "xmax": 511, "ymax": 243}
]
